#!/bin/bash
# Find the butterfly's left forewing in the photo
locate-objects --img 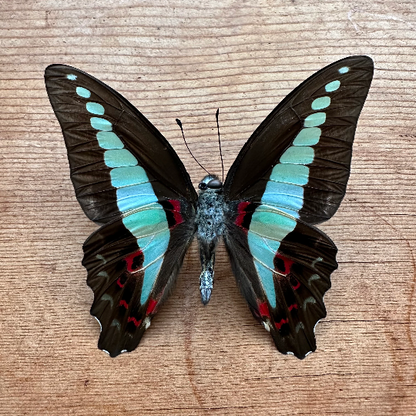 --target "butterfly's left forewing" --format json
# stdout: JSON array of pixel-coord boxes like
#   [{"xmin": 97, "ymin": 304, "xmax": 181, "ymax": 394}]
[
  {"xmin": 45, "ymin": 65, "xmax": 197, "ymax": 356},
  {"xmin": 224, "ymin": 56, "xmax": 373, "ymax": 358}
]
